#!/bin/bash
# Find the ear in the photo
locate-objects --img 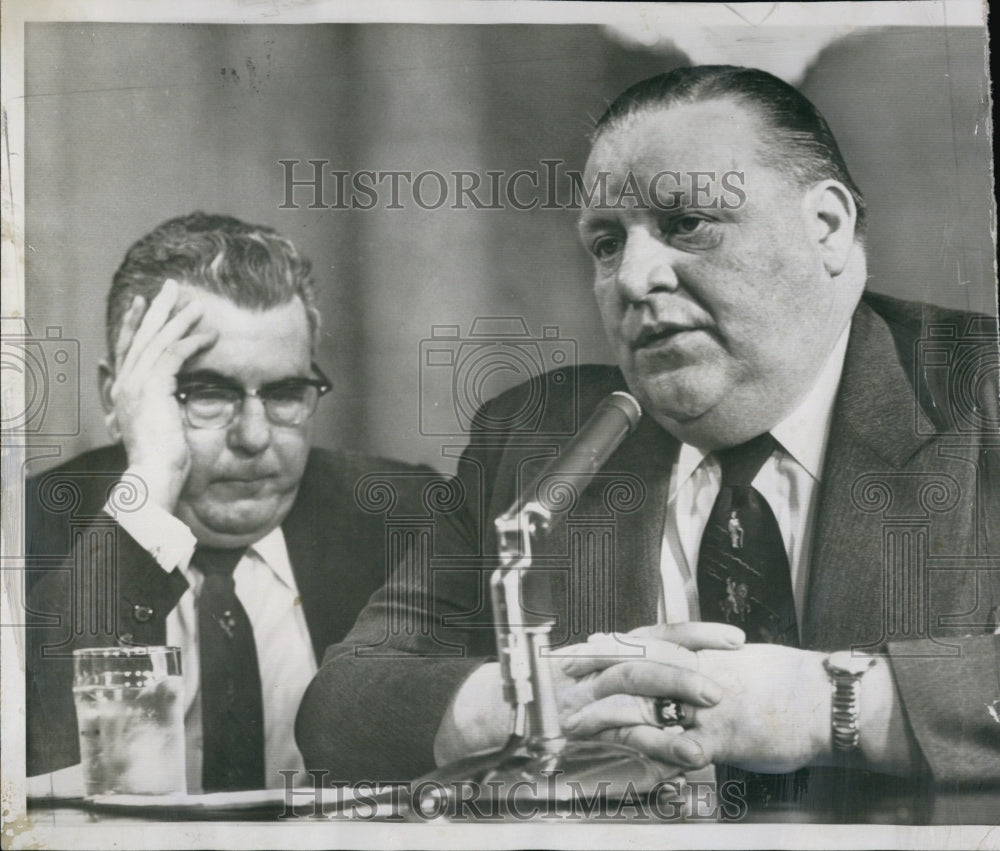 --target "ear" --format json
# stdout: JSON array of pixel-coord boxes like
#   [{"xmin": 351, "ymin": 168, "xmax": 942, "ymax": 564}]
[
  {"xmin": 804, "ymin": 180, "xmax": 857, "ymax": 277},
  {"xmin": 97, "ymin": 360, "xmax": 121, "ymax": 441}
]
